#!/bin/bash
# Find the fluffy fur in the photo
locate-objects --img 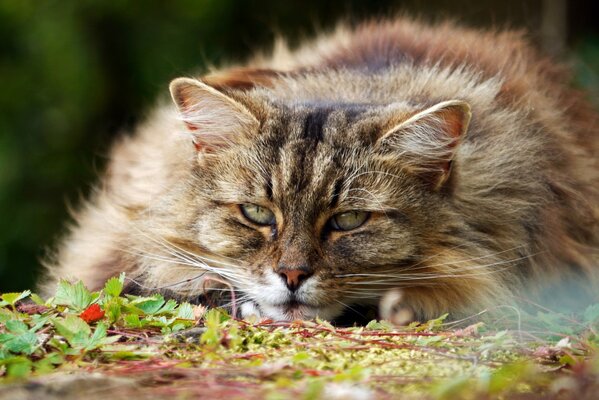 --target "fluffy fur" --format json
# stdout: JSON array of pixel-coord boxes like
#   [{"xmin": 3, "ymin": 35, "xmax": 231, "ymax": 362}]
[{"xmin": 42, "ymin": 17, "xmax": 599, "ymax": 322}]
